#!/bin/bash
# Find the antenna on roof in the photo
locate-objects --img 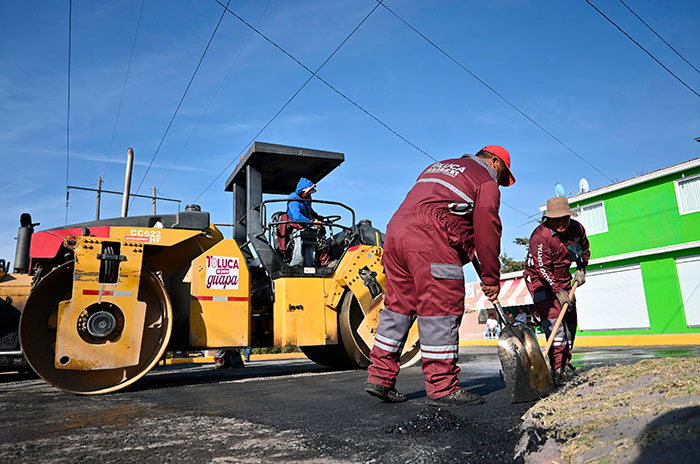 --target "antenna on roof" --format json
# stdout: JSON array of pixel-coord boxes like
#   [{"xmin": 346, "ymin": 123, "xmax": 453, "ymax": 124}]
[
  {"xmin": 578, "ymin": 178, "xmax": 590, "ymax": 194},
  {"xmin": 554, "ymin": 183, "xmax": 565, "ymax": 197}
]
